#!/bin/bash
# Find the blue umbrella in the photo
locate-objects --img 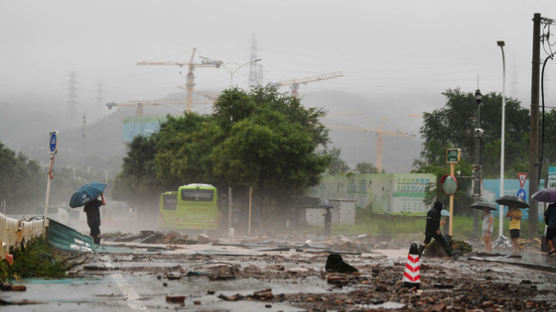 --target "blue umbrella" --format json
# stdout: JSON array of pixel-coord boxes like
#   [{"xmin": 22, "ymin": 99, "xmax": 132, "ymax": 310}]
[{"xmin": 69, "ymin": 182, "xmax": 106, "ymax": 208}]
